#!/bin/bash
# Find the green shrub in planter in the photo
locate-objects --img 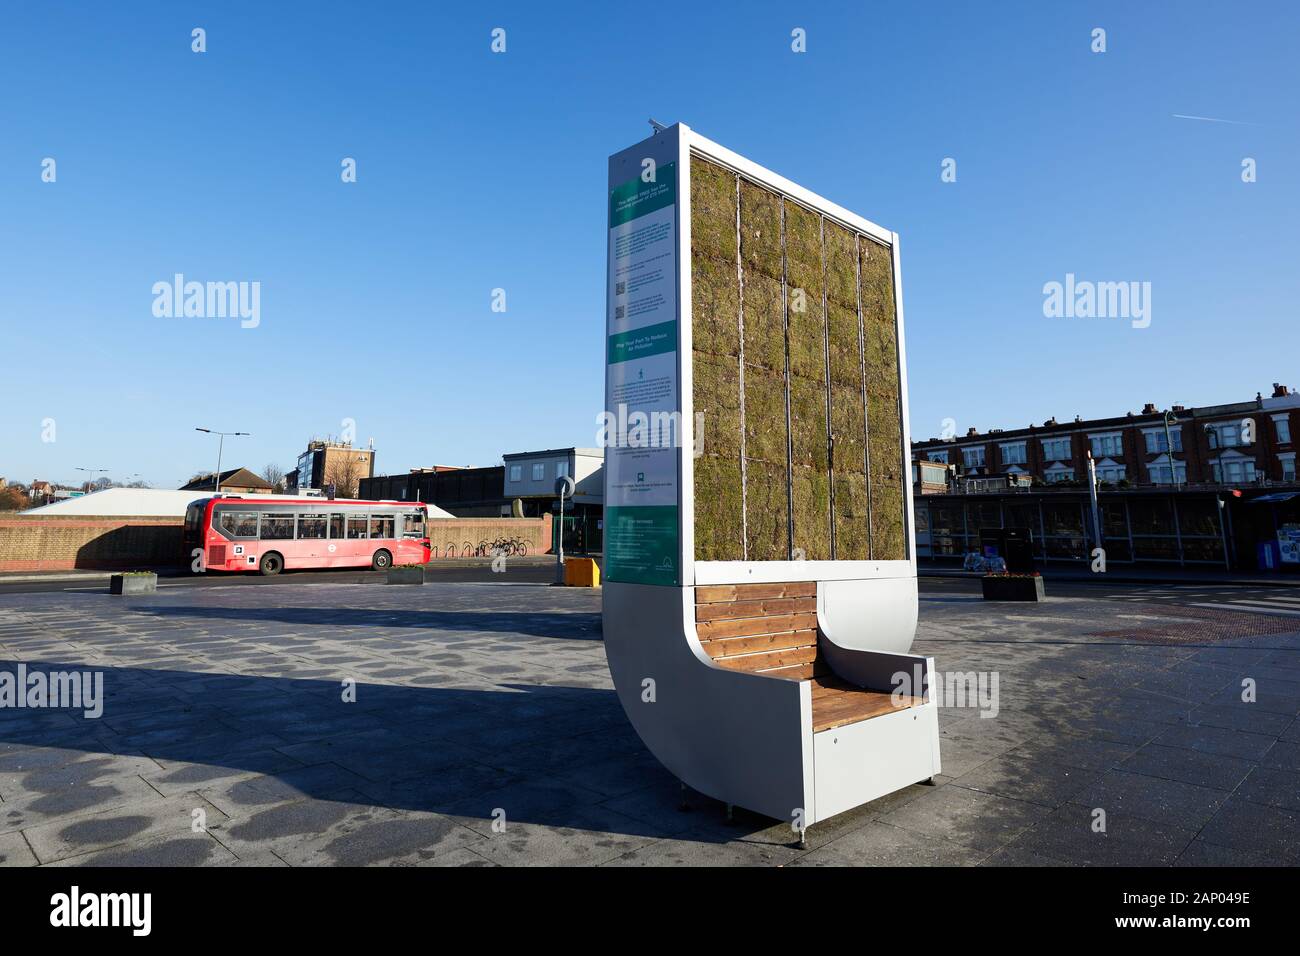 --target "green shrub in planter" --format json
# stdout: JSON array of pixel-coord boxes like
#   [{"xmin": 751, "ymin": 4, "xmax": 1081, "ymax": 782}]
[
  {"xmin": 110, "ymin": 571, "xmax": 157, "ymax": 595},
  {"xmin": 981, "ymin": 573, "xmax": 1045, "ymax": 602},
  {"xmin": 387, "ymin": 565, "xmax": 426, "ymax": 585}
]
